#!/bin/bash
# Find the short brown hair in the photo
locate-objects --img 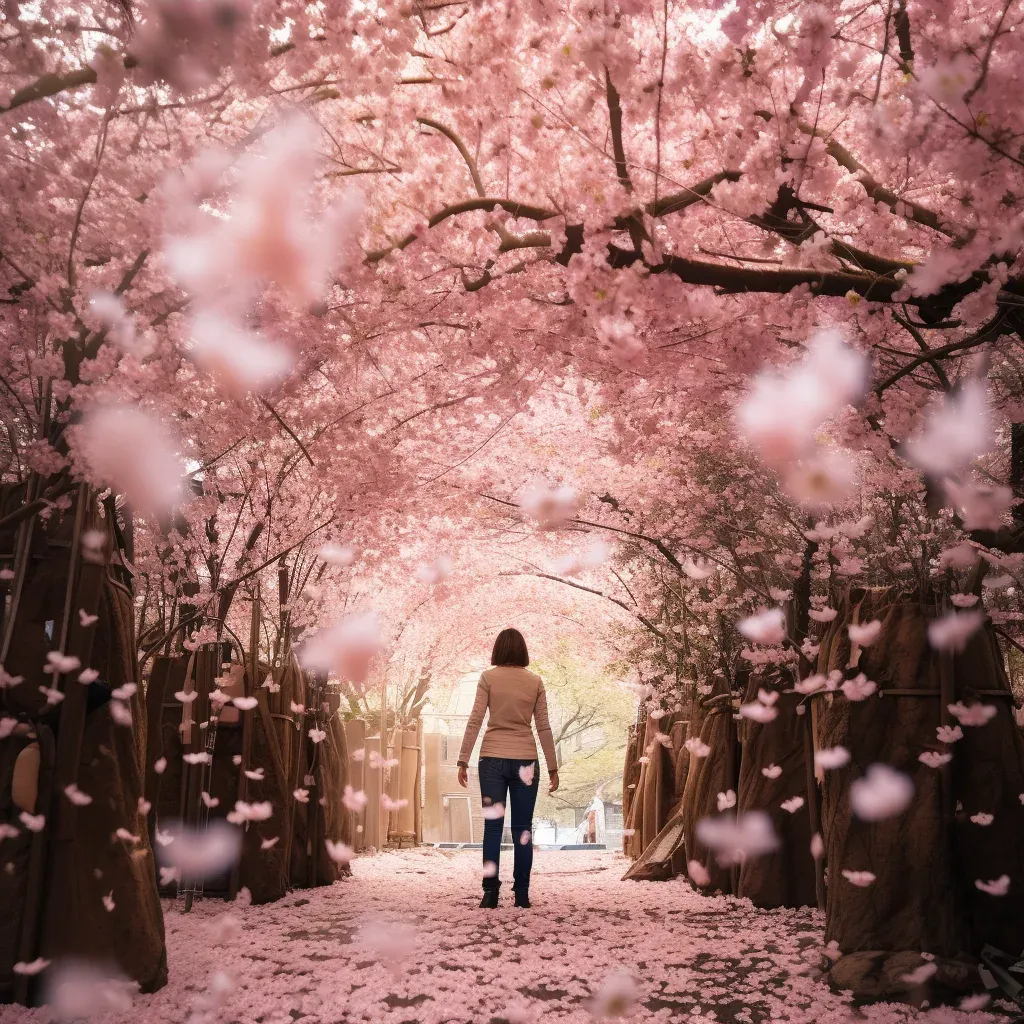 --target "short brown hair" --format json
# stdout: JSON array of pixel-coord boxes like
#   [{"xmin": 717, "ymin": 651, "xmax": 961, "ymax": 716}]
[{"xmin": 491, "ymin": 628, "xmax": 529, "ymax": 667}]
